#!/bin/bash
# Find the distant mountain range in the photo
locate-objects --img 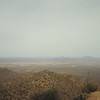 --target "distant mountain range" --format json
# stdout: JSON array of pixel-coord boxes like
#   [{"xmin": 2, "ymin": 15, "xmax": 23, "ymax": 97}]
[{"xmin": 0, "ymin": 57, "xmax": 100, "ymax": 65}]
